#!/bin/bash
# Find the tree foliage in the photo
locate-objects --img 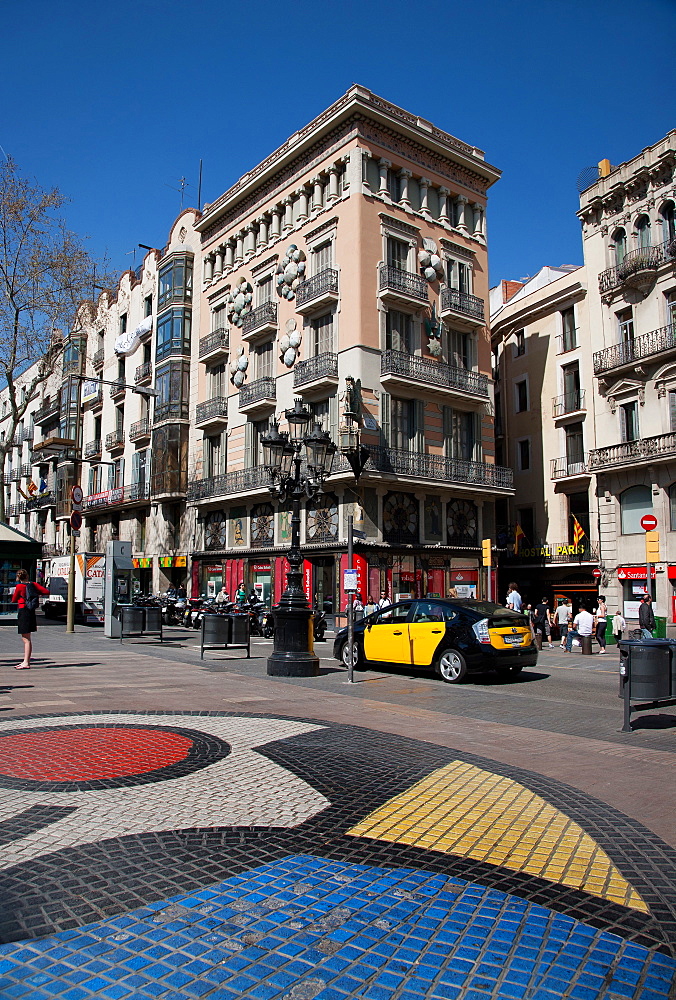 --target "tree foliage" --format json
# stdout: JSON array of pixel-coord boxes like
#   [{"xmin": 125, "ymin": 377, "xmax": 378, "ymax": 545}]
[{"xmin": 0, "ymin": 157, "xmax": 108, "ymax": 523}]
